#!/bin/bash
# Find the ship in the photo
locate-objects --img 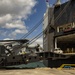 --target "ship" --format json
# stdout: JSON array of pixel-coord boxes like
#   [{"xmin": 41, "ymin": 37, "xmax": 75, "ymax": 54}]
[
  {"xmin": 43, "ymin": 0, "xmax": 75, "ymax": 68},
  {"xmin": 0, "ymin": 0, "xmax": 75, "ymax": 69}
]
